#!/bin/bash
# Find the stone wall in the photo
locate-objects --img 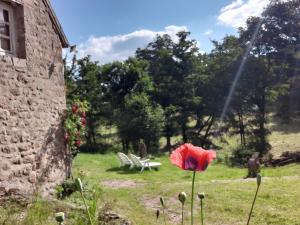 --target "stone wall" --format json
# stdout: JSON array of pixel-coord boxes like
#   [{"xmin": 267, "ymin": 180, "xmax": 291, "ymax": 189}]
[{"xmin": 0, "ymin": 0, "xmax": 68, "ymax": 199}]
